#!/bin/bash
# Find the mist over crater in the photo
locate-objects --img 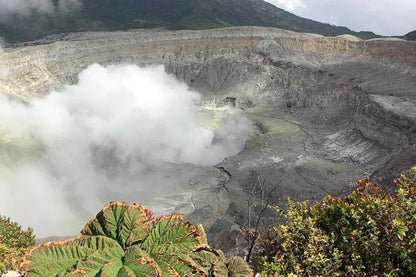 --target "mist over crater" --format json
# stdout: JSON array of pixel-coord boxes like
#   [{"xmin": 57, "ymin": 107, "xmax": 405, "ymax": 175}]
[{"xmin": 0, "ymin": 63, "xmax": 252, "ymax": 237}]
